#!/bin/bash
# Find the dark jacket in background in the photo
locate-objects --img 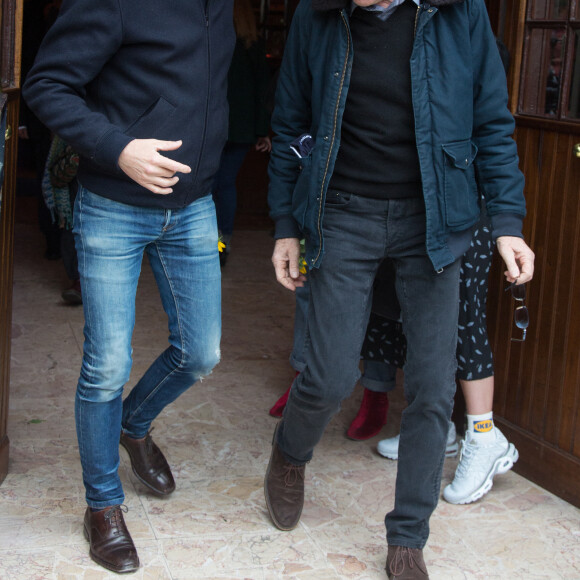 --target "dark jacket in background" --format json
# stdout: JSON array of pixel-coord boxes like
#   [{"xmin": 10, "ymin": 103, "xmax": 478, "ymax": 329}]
[
  {"xmin": 23, "ymin": 0, "xmax": 235, "ymax": 209},
  {"xmin": 227, "ymin": 38, "xmax": 271, "ymax": 144}
]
